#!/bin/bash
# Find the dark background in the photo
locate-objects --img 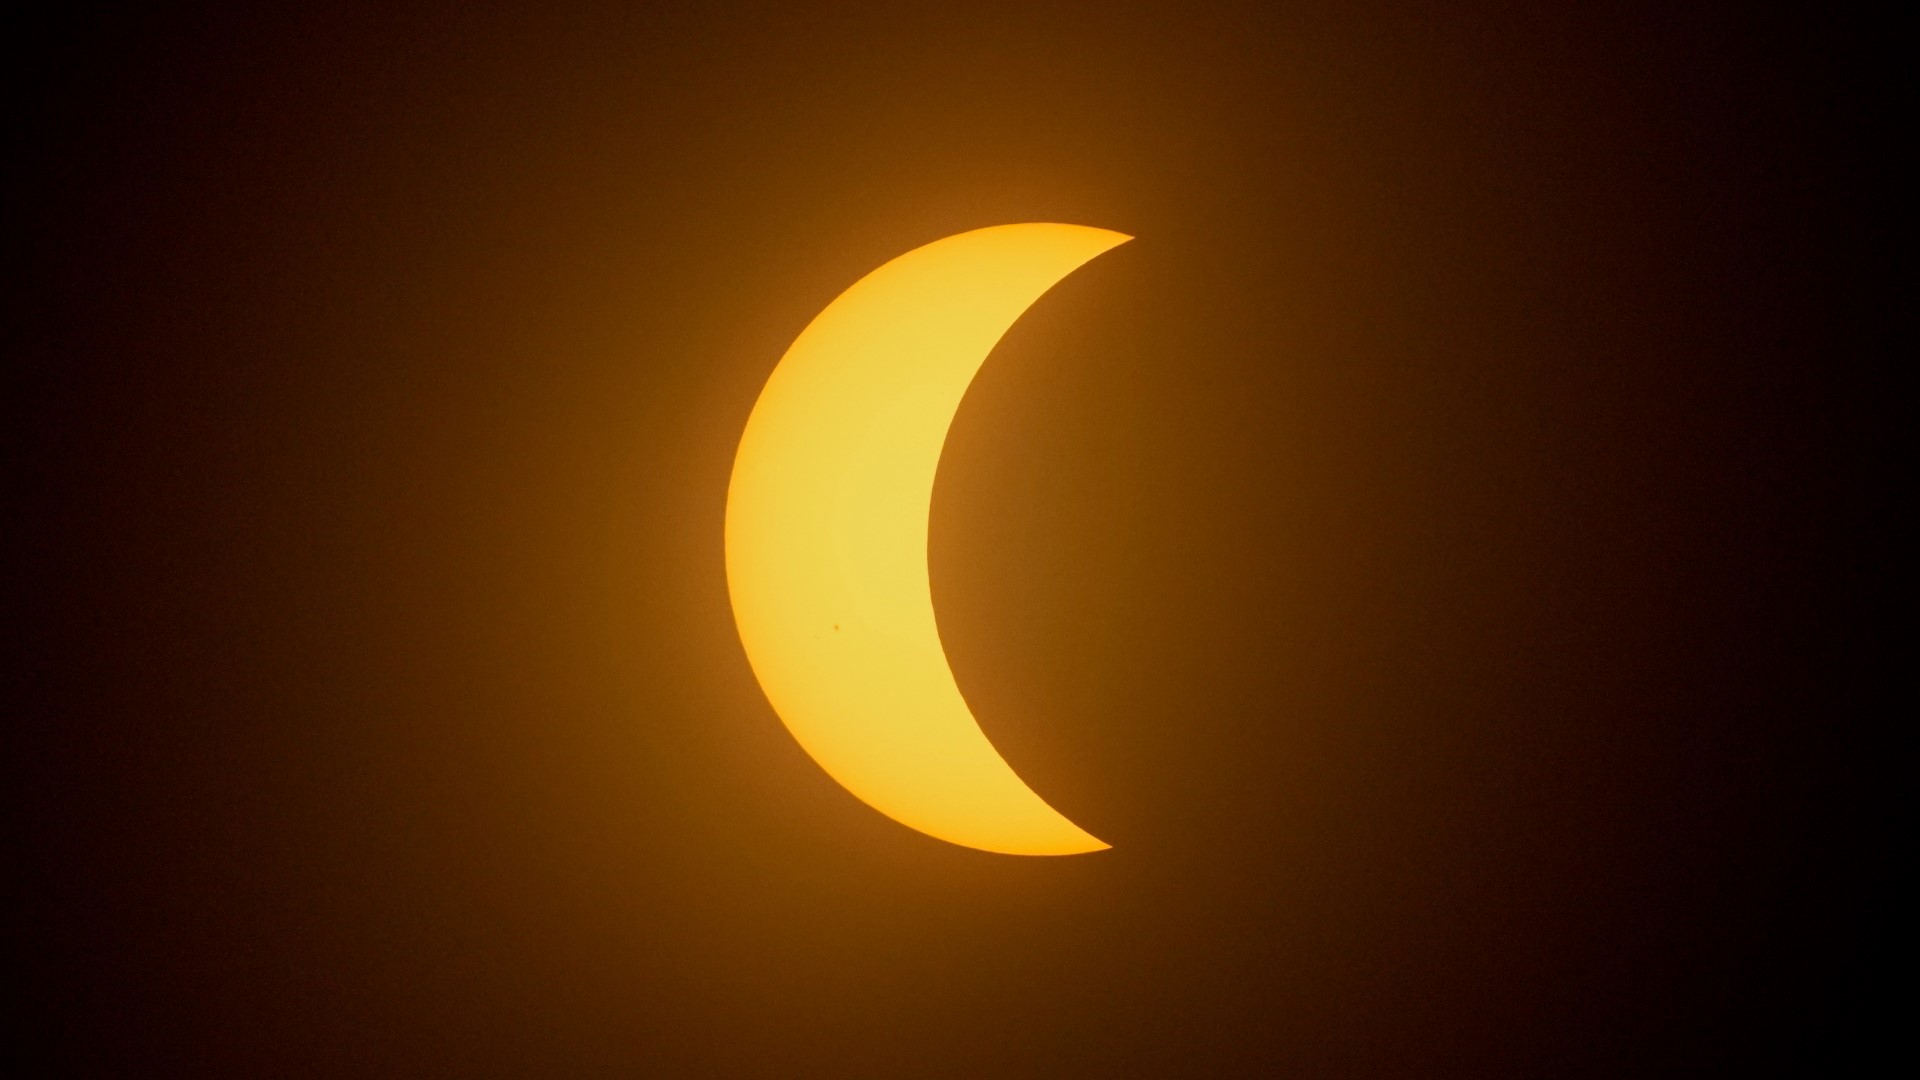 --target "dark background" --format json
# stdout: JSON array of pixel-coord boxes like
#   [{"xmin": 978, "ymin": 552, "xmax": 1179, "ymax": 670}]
[{"xmin": 16, "ymin": 2, "xmax": 1893, "ymax": 1075}]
